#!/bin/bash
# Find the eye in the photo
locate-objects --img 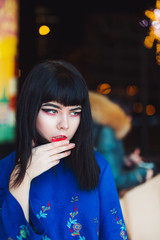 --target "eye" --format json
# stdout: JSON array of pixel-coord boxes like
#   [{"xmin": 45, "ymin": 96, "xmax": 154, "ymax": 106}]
[
  {"xmin": 70, "ymin": 111, "xmax": 81, "ymax": 116},
  {"xmin": 41, "ymin": 108, "xmax": 57, "ymax": 114}
]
